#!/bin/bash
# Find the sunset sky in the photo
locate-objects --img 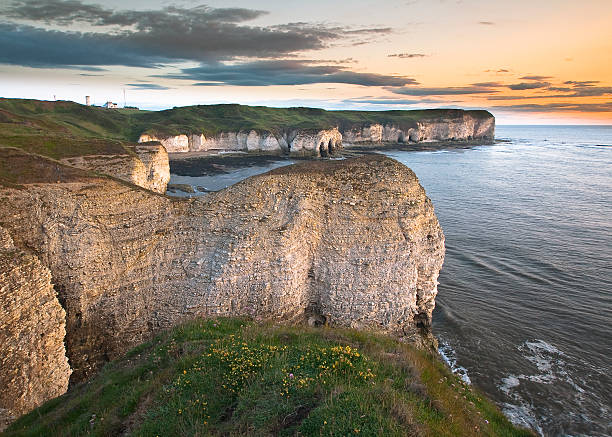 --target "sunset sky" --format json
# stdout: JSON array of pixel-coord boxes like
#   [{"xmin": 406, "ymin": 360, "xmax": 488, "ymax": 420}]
[{"xmin": 1, "ymin": 0, "xmax": 611, "ymax": 124}]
